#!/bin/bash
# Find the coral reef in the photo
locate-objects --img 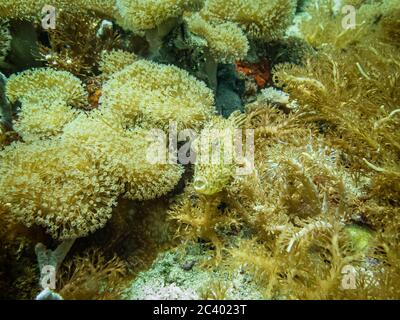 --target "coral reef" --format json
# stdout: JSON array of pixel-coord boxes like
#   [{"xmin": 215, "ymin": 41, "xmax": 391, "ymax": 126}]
[
  {"xmin": 1, "ymin": 0, "xmax": 400, "ymax": 301},
  {"xmin": 168, "ymin": 0, "xmax": 400, "ymax": 300},
  {"xmin": 0, "ymin": 1, "xmax": 118, "ymax": 21},
  {"xmin": 297, "ymin": 0, "xmax": 374, "ymax": 49}
]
